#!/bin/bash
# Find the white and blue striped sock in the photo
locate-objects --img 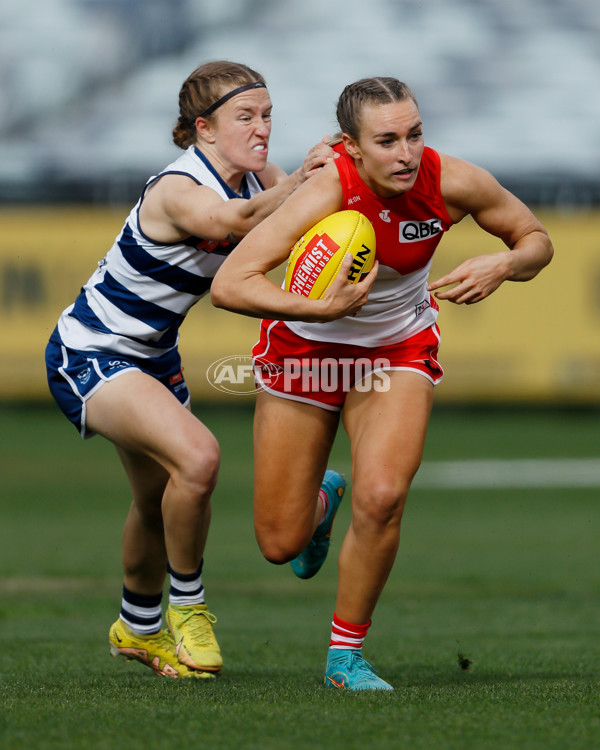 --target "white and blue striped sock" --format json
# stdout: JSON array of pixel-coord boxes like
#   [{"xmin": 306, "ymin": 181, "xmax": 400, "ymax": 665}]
[
  {"xmin": 168, "ymin": 560, "xmax": 205, "ymax": 606},
  {"xmin": 120, "ymin": 586, "xmax": 162, "ymax": 636}
]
